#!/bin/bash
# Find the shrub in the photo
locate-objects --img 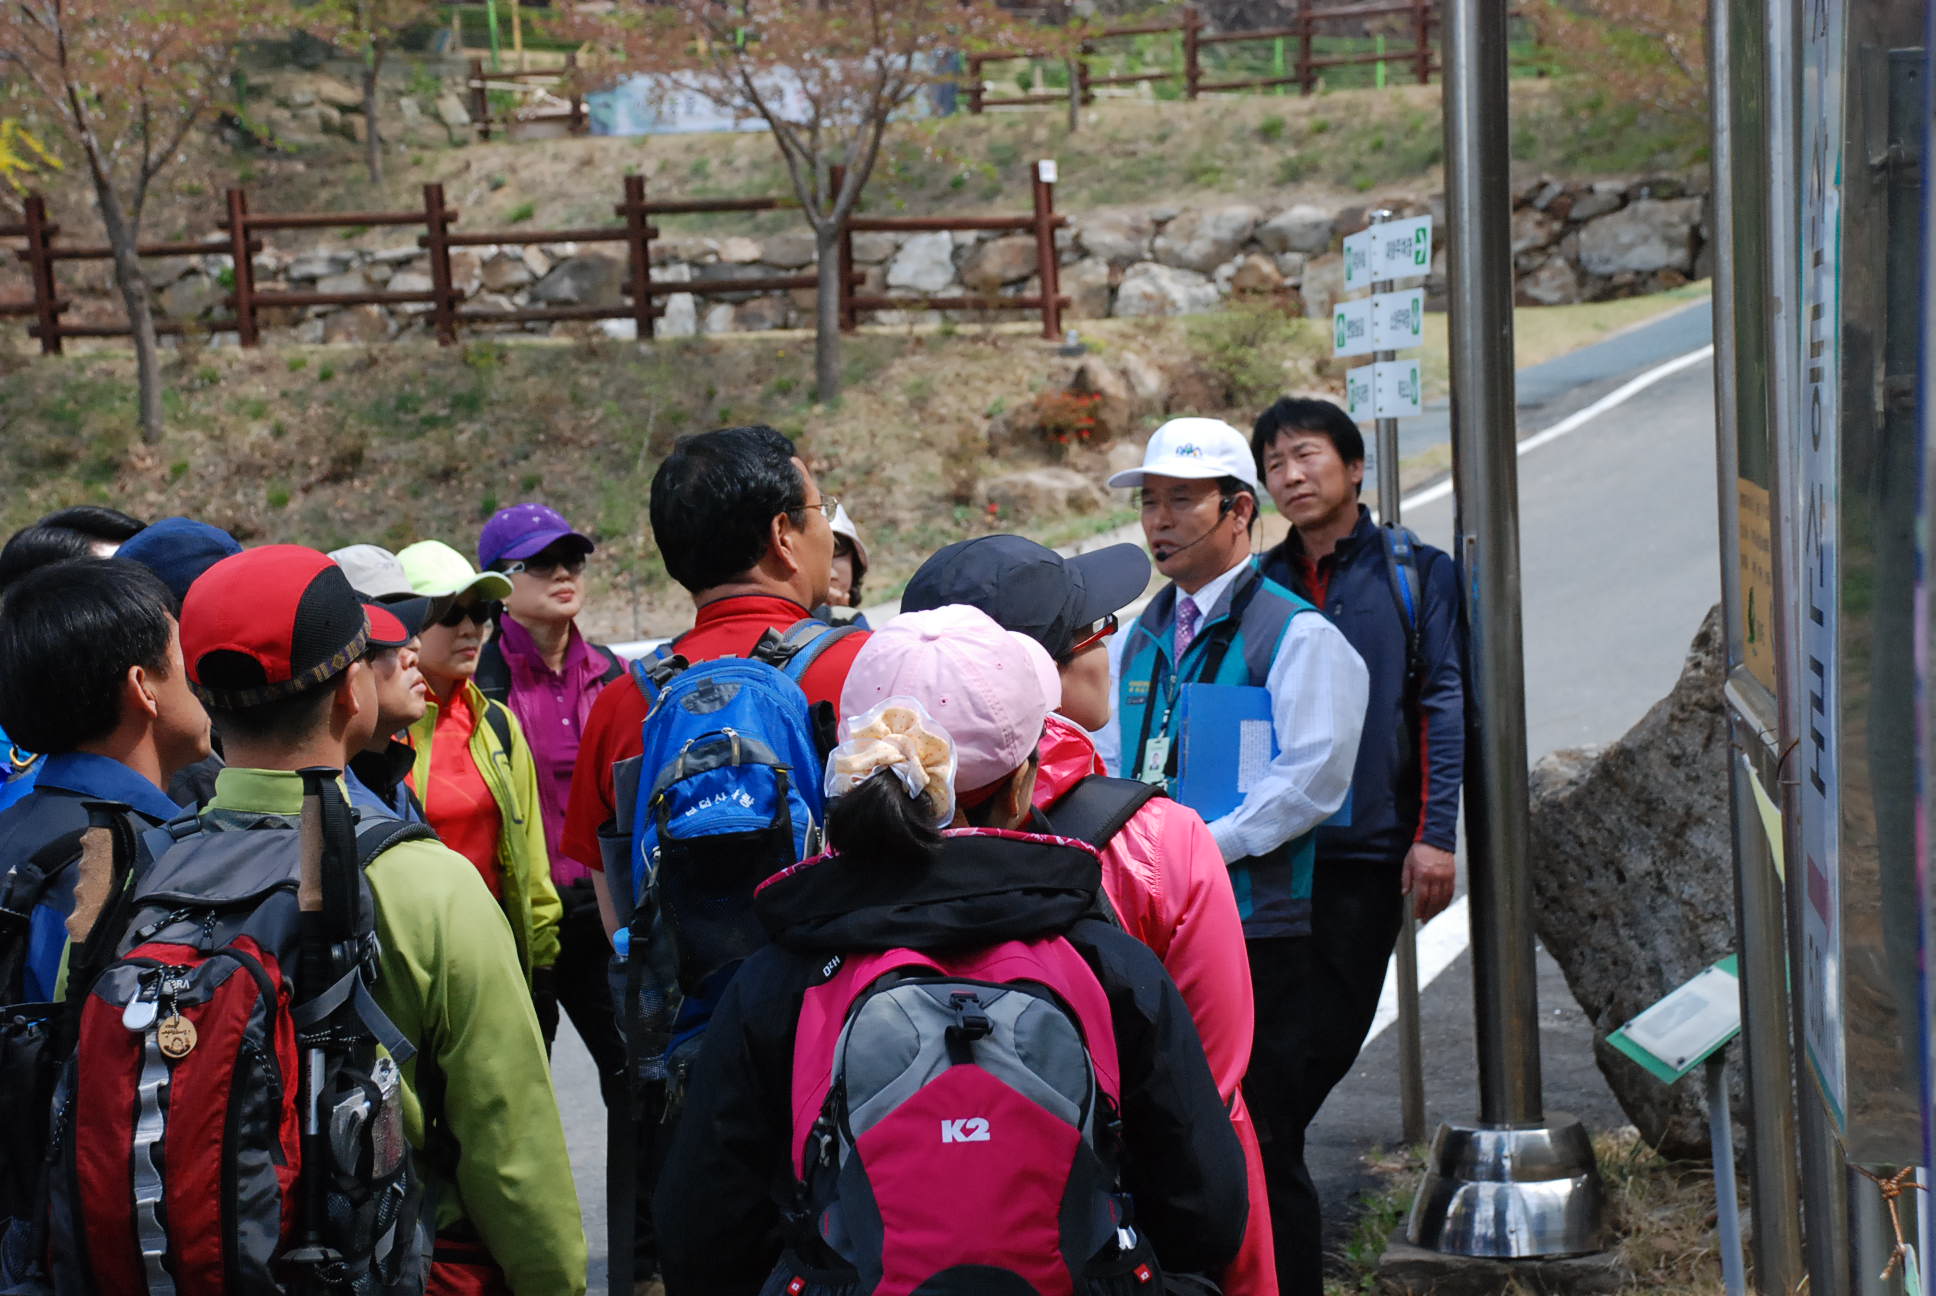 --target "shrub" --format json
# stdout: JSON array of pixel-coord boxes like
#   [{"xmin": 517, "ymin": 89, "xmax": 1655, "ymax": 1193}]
[
  {"xmin": 1186, "ymin": 298, "xmax": 1308, "ymax": 409},
  {"xmin": 1022, "ymin": 389, "xmax": 1104, "ymax": 451}
]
